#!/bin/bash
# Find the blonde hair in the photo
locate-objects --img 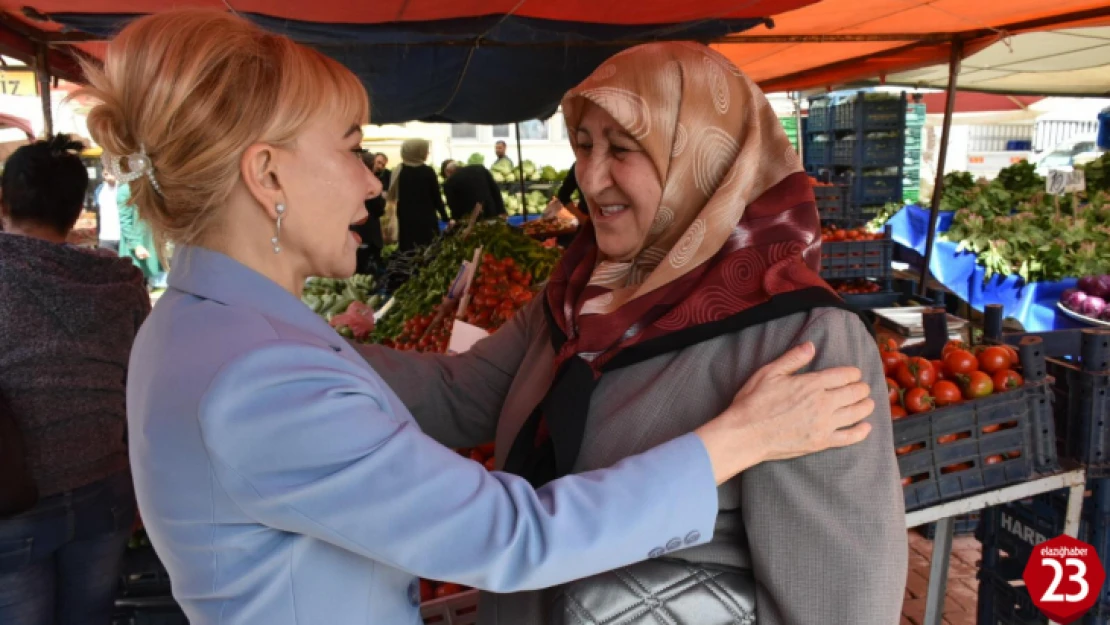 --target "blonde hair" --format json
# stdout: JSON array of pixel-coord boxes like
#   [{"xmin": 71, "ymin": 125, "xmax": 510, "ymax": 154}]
[{"xmin": 79, "ymin": 9, "xmax": 369, "ymax": 247}]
